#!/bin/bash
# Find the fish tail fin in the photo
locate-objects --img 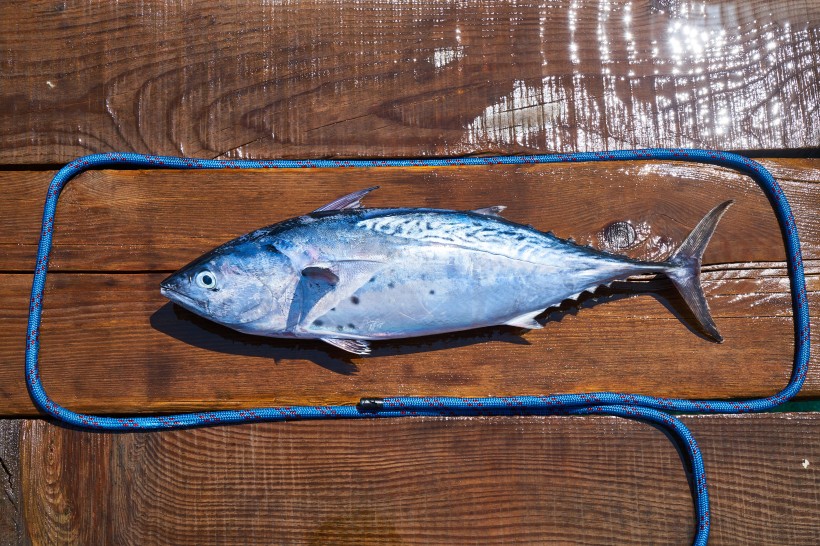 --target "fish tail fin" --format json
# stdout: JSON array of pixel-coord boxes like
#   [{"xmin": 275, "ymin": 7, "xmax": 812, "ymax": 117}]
[{"xmin": 663, "ymin": 200, "xmax": 734, "ymax": 342}]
